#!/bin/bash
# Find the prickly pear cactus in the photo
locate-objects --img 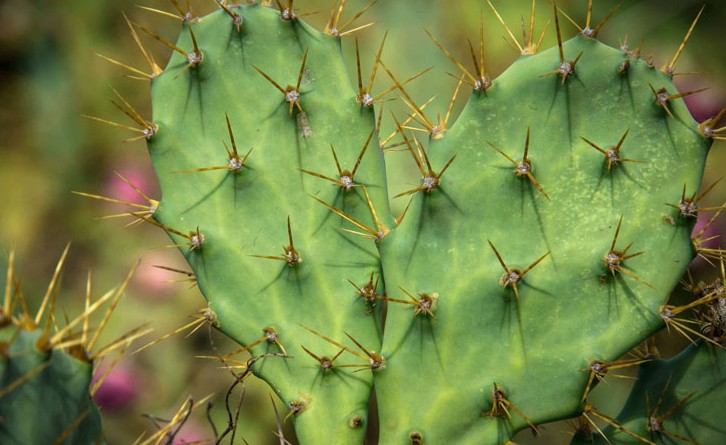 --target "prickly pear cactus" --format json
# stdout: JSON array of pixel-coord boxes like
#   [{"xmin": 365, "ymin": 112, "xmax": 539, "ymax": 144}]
[
  {"xmin": 86, "ymin": 1, "xmax": 726, "ymax": 444},
  {"xmin": 0, "ymin": 330, "xmax": 104, "ymax": 445},
  {"xmin": 571, "ymin": 342, "xmax": 726, "ymax": 444},
  {"xmin": 146, "ymin": 4, "xmax": 390, "ymax": 444},
  {"xmin": 0, "ymin": 249, "xmax": 142, "ymax": 445},
  {"xmin": 375, "ymin": 28, "xmax": 711, "ymax": 445}
]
